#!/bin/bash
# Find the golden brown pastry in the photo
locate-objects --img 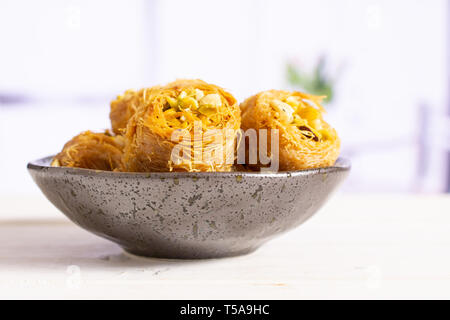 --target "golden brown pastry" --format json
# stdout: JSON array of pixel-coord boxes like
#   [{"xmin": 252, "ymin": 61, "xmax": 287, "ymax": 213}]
[
  {"xmin": 123, "ymin": 79, "xmax": 240, "ymax": 172},
  {"xmin": 110, "ymin": 86, "xmax": 161, "ymax": 135},
  {"xmin": 240, "ymin": 90, "xmax": 340, "ymax": 170},
  {"xmin": 51, "ymin": 131, "xmax": 125, "ymax": 171}
]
